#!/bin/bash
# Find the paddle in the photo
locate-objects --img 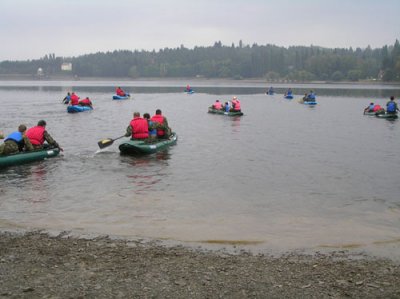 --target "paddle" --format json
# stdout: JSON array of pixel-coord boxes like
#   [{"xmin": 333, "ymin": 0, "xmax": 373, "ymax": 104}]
[{"xmin": 97, "ymin": 135, "xmax": 125, "ymax": 149}]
